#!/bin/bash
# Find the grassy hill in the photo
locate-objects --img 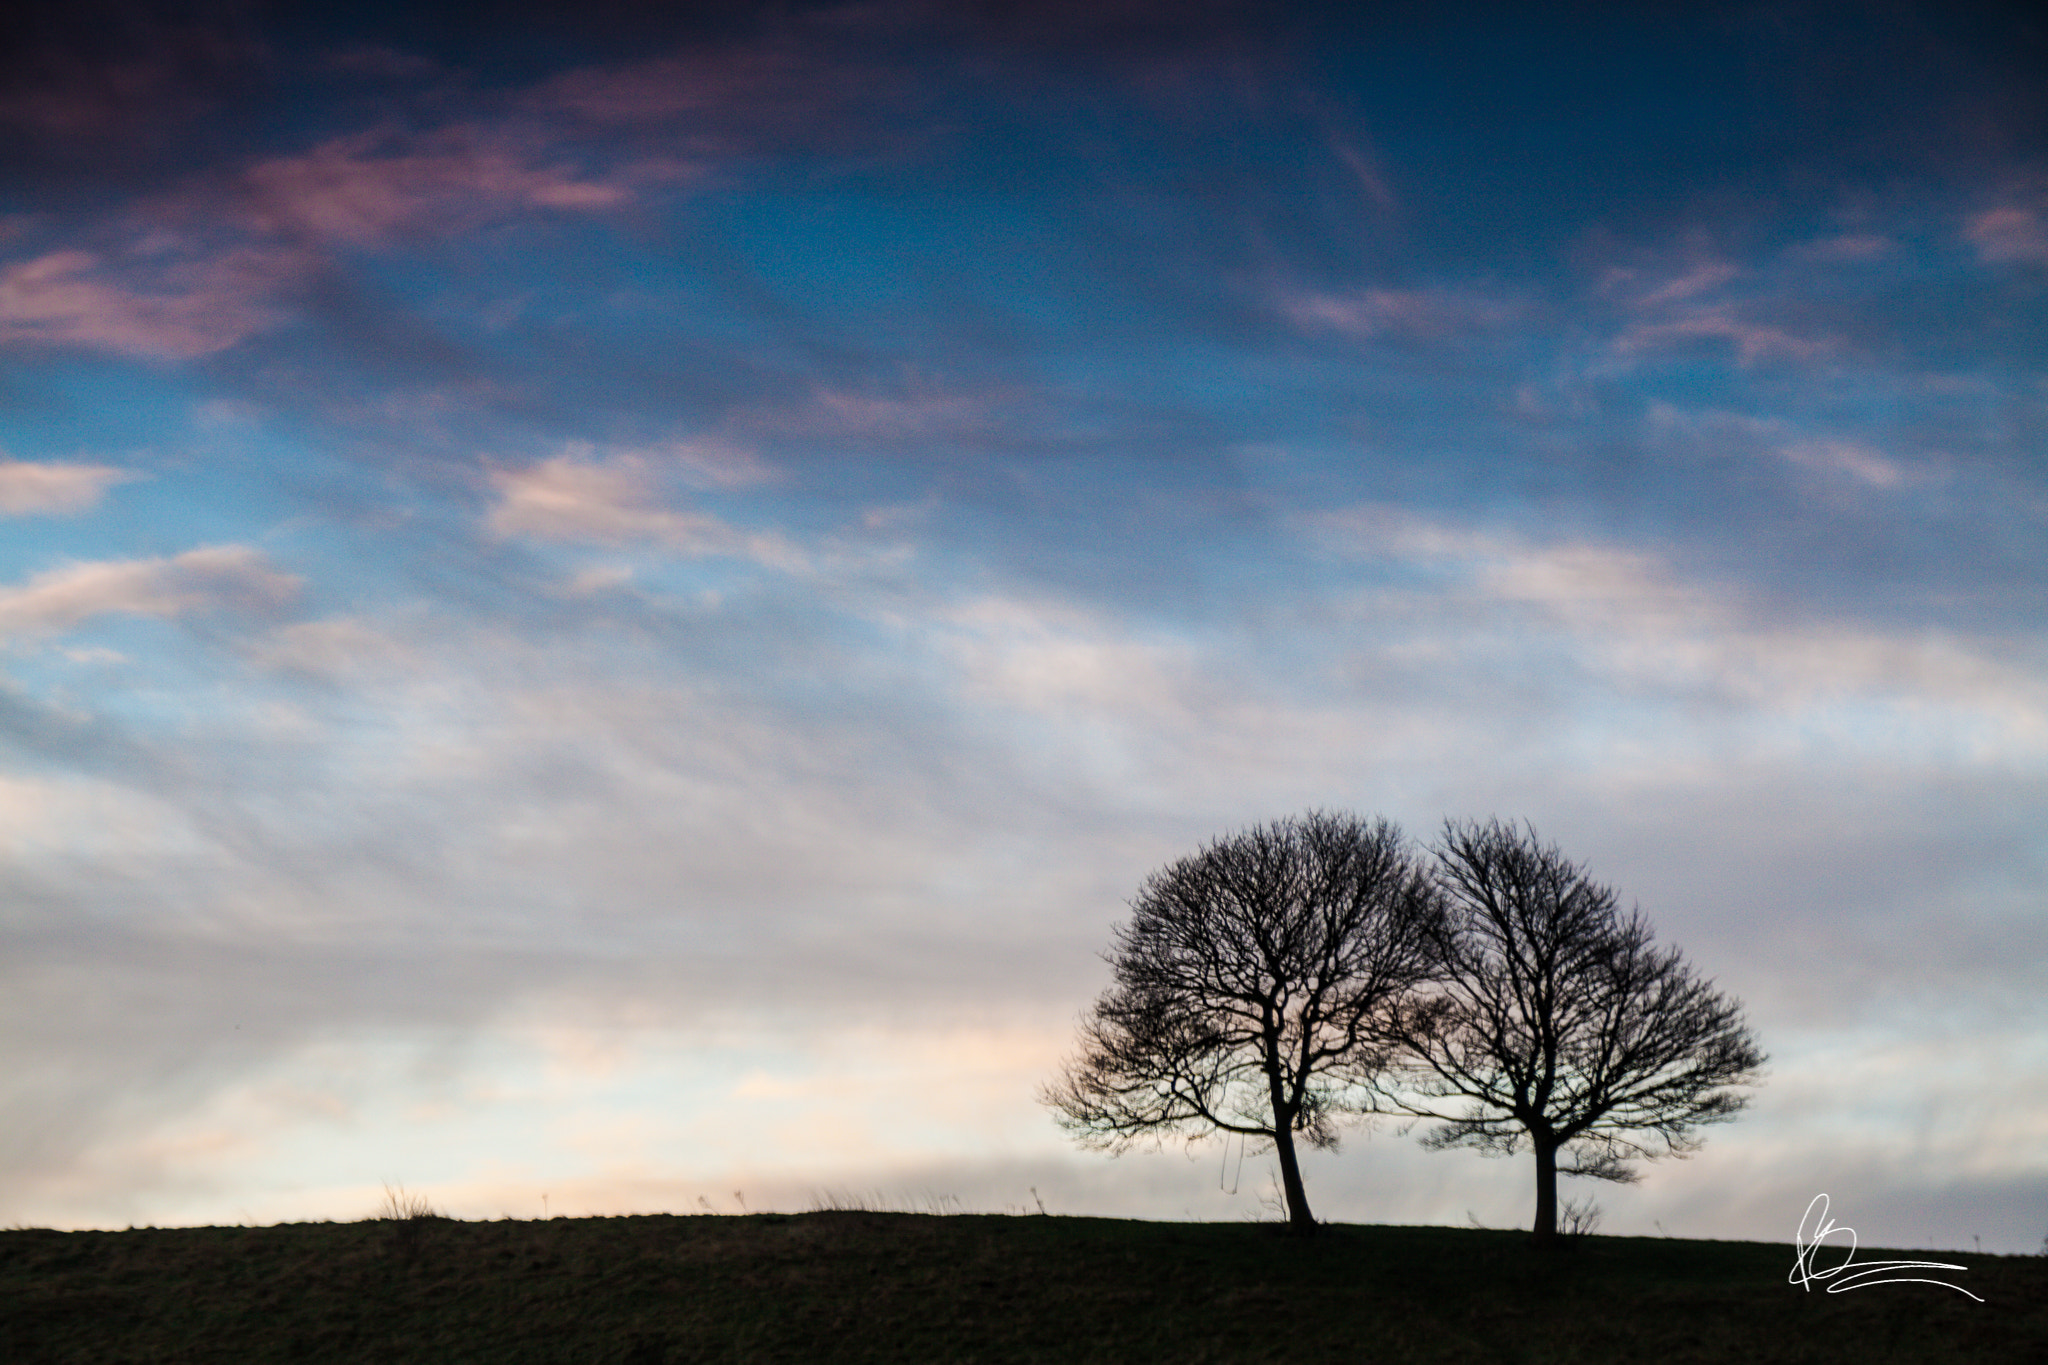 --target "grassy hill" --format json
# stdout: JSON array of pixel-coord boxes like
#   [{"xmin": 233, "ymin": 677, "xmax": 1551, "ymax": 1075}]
[{"xmin": 3, "ymin": 1210, "xmax": 2040, "ymax": 1363}]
